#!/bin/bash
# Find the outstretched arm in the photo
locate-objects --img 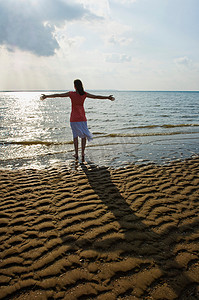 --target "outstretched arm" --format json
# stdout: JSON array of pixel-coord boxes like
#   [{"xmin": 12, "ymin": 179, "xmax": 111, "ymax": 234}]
[
  {"xmin": 40, "ymin": 92, "xmax": 70, "ymax": 100},
  {"xmin": 86, "ymin": 93, "xmax": 115, "ymax": 101}
]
